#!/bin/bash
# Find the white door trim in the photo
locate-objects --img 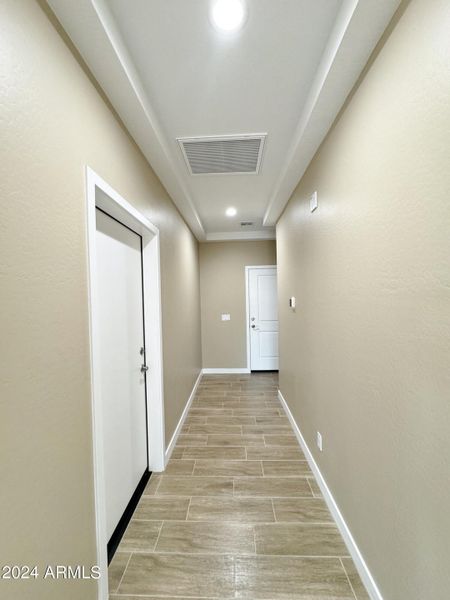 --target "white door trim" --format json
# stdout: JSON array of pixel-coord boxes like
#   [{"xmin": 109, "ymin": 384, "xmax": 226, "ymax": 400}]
[
  {"xmin": 245, "ymin": 265, "xmax": 277, "ymax": 372},
  {"xmin": 85, "ymin": 167, "xmax": 165, "ymax": 600}
]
